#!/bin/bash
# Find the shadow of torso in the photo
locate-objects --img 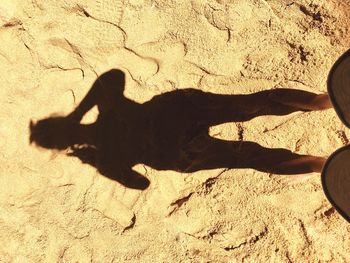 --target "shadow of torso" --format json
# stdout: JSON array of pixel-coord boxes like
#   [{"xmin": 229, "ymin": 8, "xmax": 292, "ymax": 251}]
[{"xmin": 96, "ymin": 89, "xmax": 212, "ymax": 173}]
